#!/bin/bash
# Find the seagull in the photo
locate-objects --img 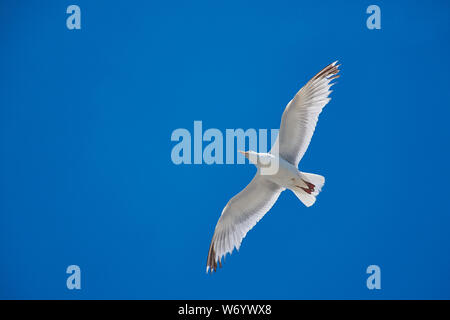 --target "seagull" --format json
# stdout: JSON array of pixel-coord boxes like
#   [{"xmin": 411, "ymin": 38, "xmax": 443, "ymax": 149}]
[{"xmin": 206, "ymin": 61, "xmax": 340, "ymax": 273}]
